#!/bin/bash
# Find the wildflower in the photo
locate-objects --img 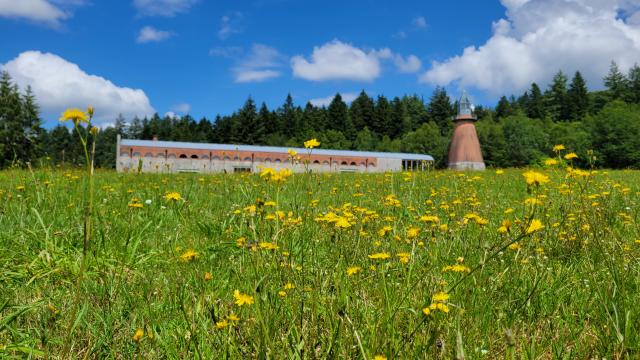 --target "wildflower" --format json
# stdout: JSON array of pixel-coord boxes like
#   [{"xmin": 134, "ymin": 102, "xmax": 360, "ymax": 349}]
[
  {"xmin": 59, "ymin": 108, "xmax": 89, "ymax": 124},
  {"xmin": 564, "ymin": 152, "xmax": 578, "ymax": 160},
  {"xmin": 432, "ymin": 292, "xmax": 449, "ymax": 302},
  {"xmin": 523, "ymin": 171, "xmax": 550, "ymax": 186},
  {"xmin": 419, "ymin": 215, "xmax": 440, "ymax": 223},
  {"xmin": 278, "ymin": 291, "xmax": 287, "ymax": 297},
  {"xmin": 442, "ymin": 264, "xmax": 471, "ymax": 273},
  {"xmin": 304, "ymin": 138, "xmax": 320, "ymax": 149},
  {"xmin": 406, "ymin": 227, "xmax": 420, "ymax": 239},
  {"xmin": 378, "ymin": 225, "xmax": 393, "ymax": 236},
  {"xmin": 233, "ymin": 290, "xmax": 254, "ymax": 306},
  {"xmin": 508, "ymin": 242, "xmax": 521, "ymax": 250},
  {"xmin": 284, "ymin": 283, "xmax": 295, "ymax": 290},
  {"xmin": 90, "ymin": 126, "xmax": 99, "ymax": 136},
  {"xmin": 347, "ymin": 266, "xmax": 362, "ymax": 276},
  {"xmin": 228, "ymin": 314, "xmax": 240, "ymax": 322},
  {"xmin": 526, "ymin": 219, "xmax": 545, "ymax": 234},
  {"xmin": 132, "ymin": 328, "xmax": 144, "ymax": 342},
  {"xmin": 498, "ymin": 219, "xmax": 511, "ymax": 233},
  {"xmin": 215, "ymin": 319, "xmax": 228, "ymax": 329},
  {"xmin": 204, "ymin": 272, "xmax": 213, "ymax": 281},
  {"xmin": 544, "ymin": 158, "xmax": 558, "ymax": 166},
  {"xmin": 258, "ymin": 242, "xmax": 279, "ymax": 250},
  {"xmin": 495, "ymin": 169, "xmax": 504, "ymax": 175},
  {"xmin": 16, "ymin": 185, "xmax": 25, "ymax": 191},
  {"xmin": 287, "ymin": 149, "xmax": 298, "ymax": 157},
  {"xmin": 368, "ymin": 252, "xmax": 391, "ymax": 260},
  {"xmin": 429, "ymin": 302, "xmax": 450, "ymax": 313},
  {"xmin": 422, "ymin": 307, "xmax": 431, "ymax": 316},
  {"xmin": 179, "ymin": 249, "xmax": 198, "ymax": 262},
  {"xmin": 553, "ymin": 144, "xmax": 565, "ymax": 152},
  {"xmin": 397, "ymin": 252, "xmax": 411, "ymax": 264},
  {"xmin": 165, "ymin": 192, "xmax": 182, "ymax": 201},
  {"xmin": 373, "ymin": 355, "xmax": 387, "ymax": 360},
  {"xmin": 334, "ymin": 217, "xmax": 352, "ymax": 229}
]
